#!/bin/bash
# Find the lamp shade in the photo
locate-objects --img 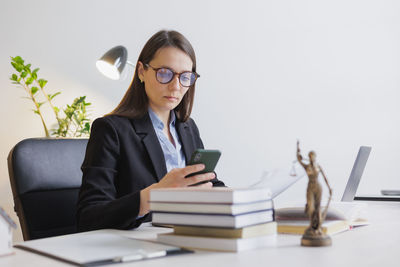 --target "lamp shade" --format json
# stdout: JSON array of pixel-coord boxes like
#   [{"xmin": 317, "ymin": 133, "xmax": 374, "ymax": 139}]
[{"xmin": 96, "ymin": 45, "xmax": 128, "ymax": 80}]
